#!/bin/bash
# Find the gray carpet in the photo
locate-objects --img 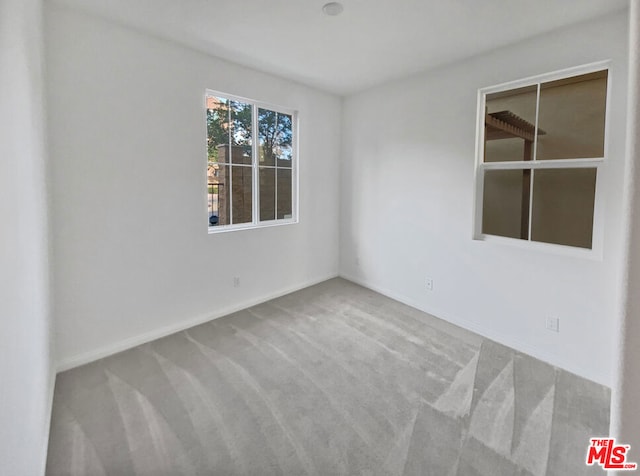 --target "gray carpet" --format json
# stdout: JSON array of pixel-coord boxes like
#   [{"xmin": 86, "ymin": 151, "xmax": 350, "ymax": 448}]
[{"xmin": 46, "ymin": 278, "xmax": 610, "ymax": 475}]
